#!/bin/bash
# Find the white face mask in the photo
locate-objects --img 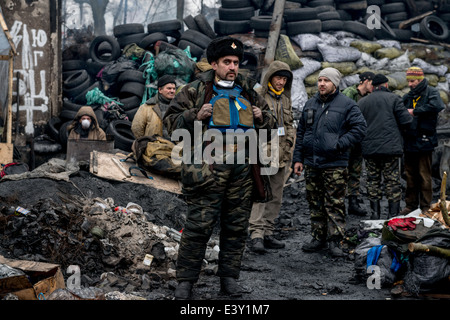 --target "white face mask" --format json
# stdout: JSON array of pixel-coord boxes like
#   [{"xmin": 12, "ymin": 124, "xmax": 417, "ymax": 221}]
[{"xmin": 81, "ymin": 119, "xmax": 91, "ymax": 129}]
